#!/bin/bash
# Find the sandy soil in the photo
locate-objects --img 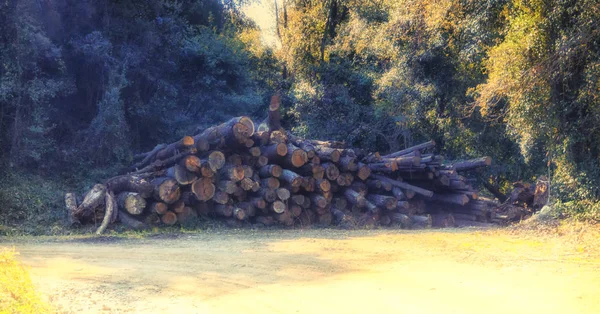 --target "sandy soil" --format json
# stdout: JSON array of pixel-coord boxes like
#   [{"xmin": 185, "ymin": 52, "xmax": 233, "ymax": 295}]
[{"xmin": 5, "ymin": 228, "xmax": 600, "ymax": 313}]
